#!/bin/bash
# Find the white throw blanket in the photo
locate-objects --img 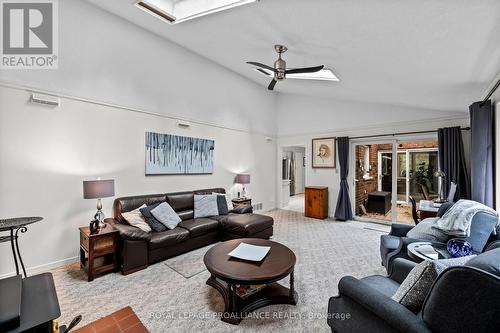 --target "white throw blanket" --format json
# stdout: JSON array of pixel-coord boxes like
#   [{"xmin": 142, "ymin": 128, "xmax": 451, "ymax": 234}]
[{"xmin": 433, "ymin": 199, "xmax": 499, "ymax": 237}]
